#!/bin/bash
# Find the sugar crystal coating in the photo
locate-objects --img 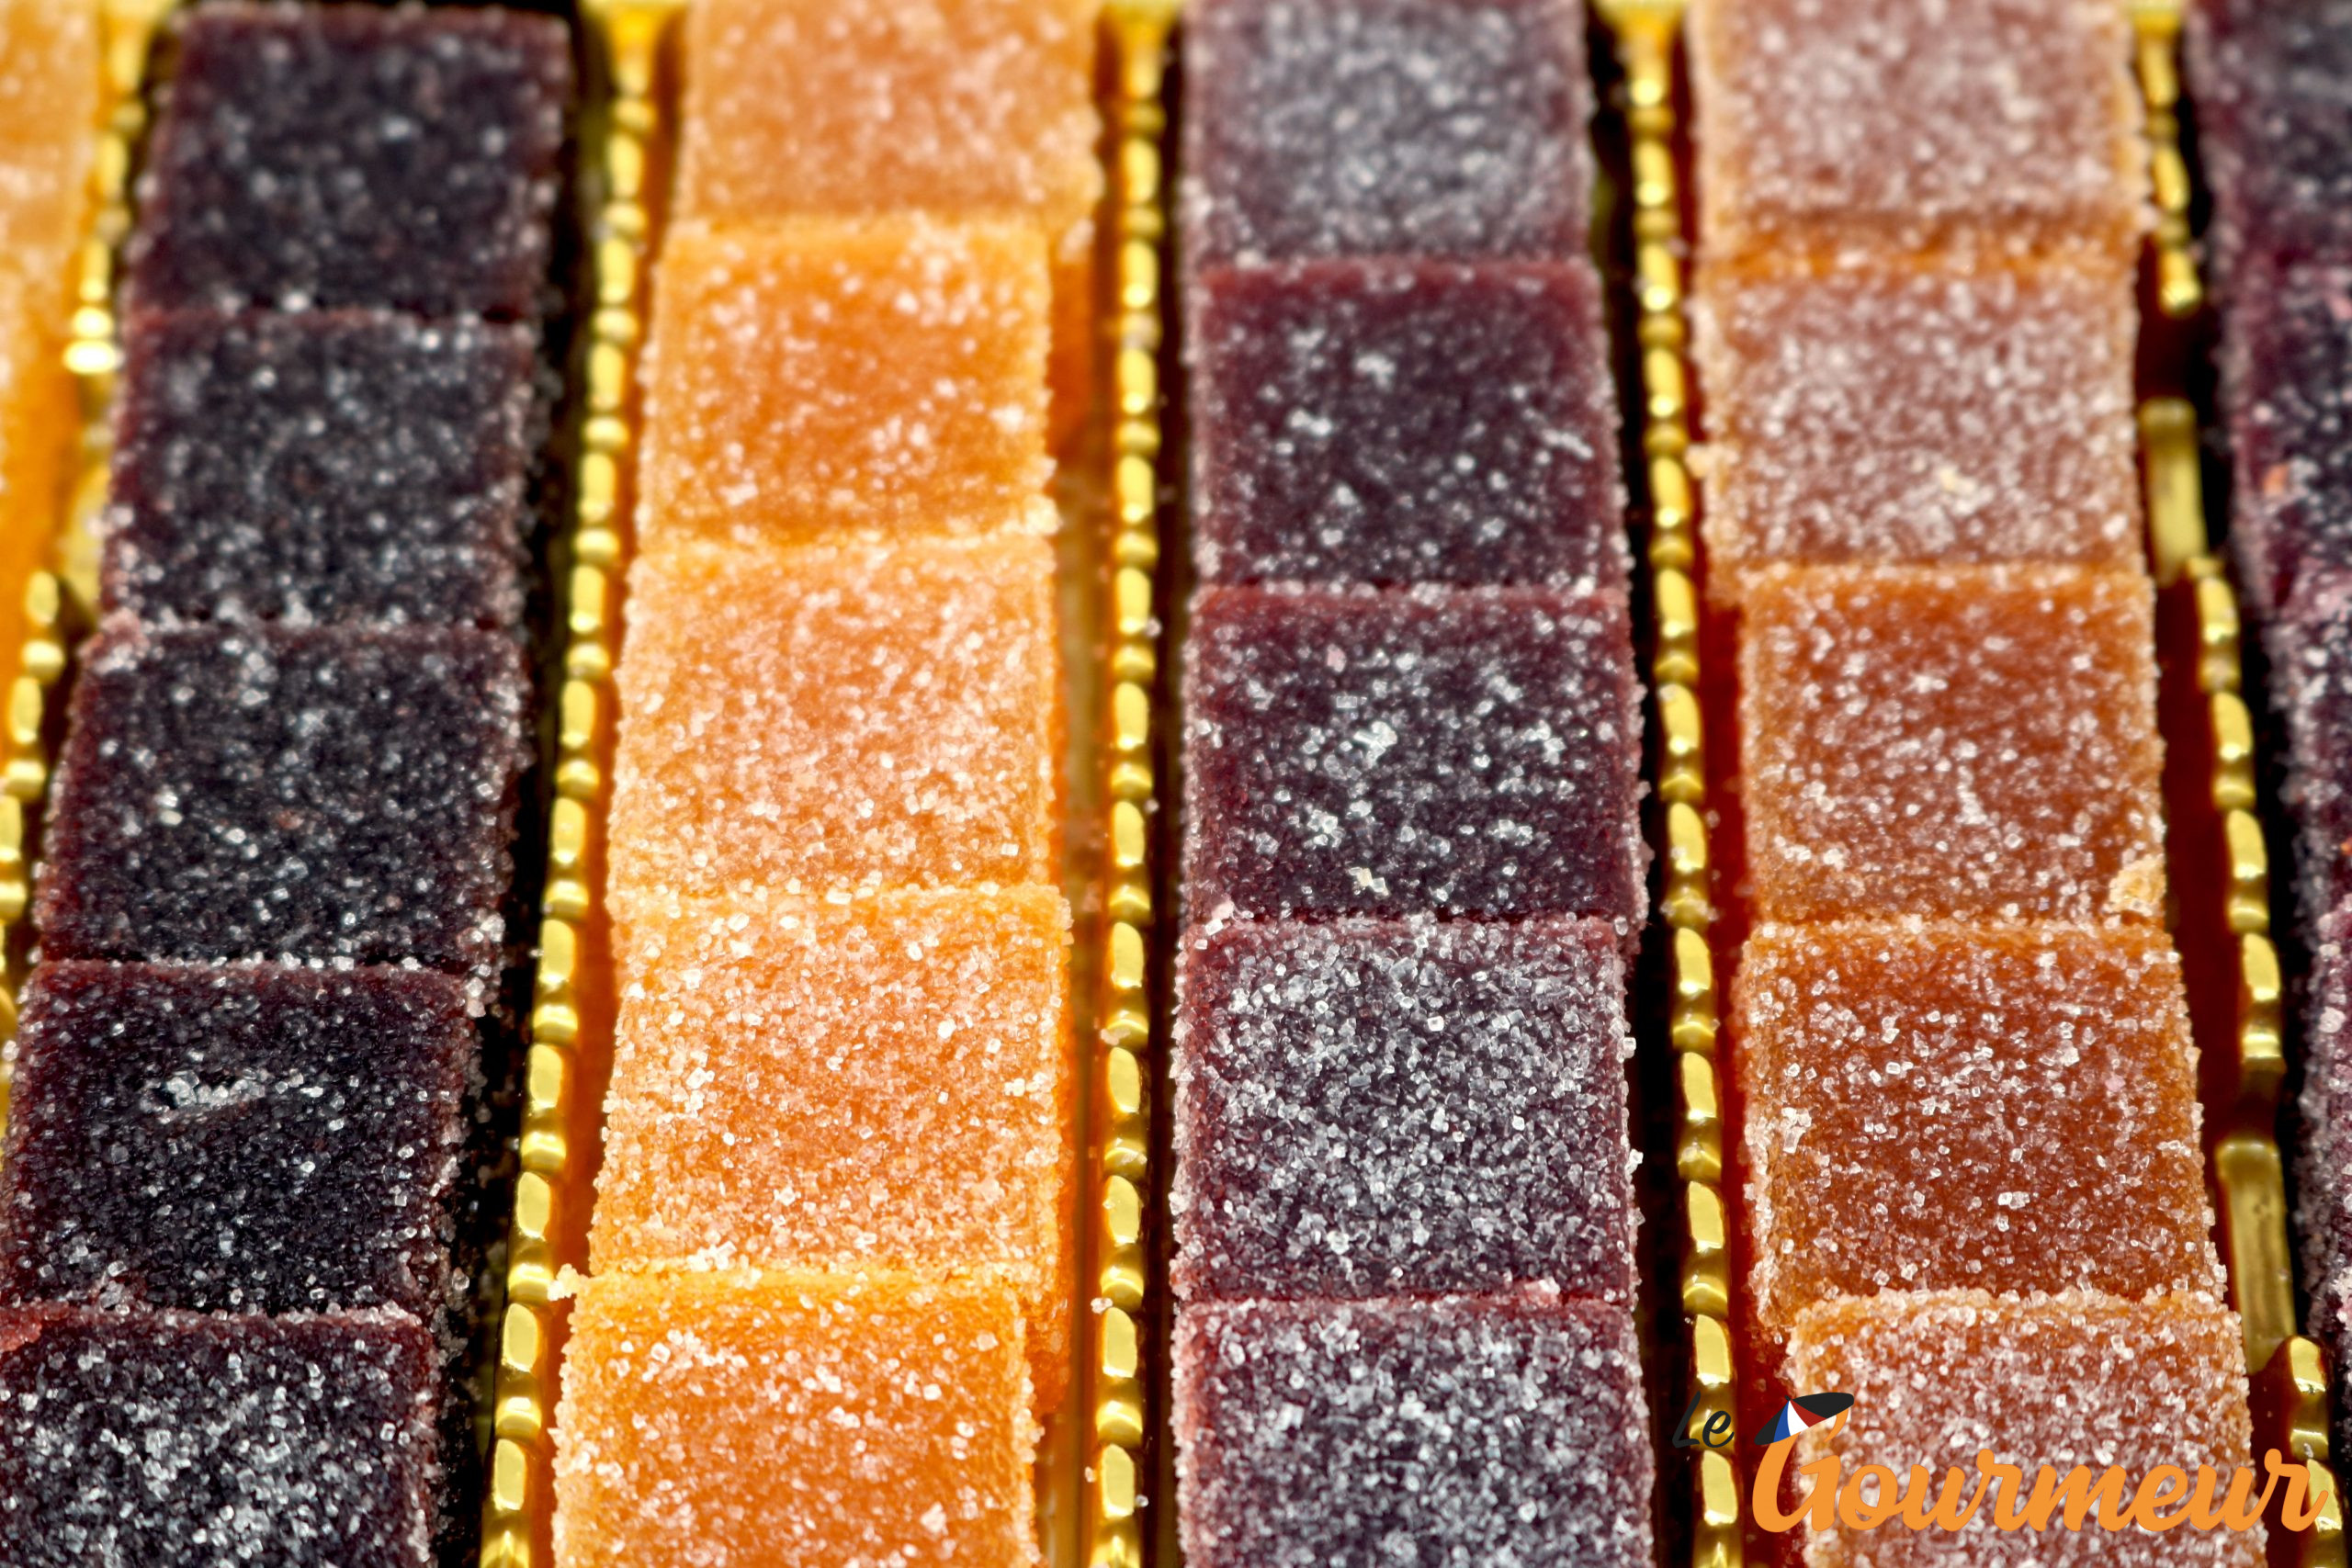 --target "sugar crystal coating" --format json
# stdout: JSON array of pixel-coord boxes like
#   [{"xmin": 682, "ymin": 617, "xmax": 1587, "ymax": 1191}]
[
  {"xmin": 0, "ymin": 0, "xmax": 97, "ymax": 303},
  {"xmin": 0, "ymin": 961, "xmax": 471, "ymax": 1319},
  {"xmin": 2218, "ymin": 265, "xmax": 2352, "ymax": 617},
  {"xmin": 1171, "ymin": 917, "xmax": 1635, "ymax": 1303},
  {"xmin": 105, "ymin": 309, "xmax": 537, "ymax": 628},
  {"xmin": 1785, "ymin": 1292, "xmax": 2260, "ymax": 1568},
  {"xmin": 1189, "ymin": 259, "xmax": 1625, "ymax": 591},
  {"xmin": 1688, "ymin": 0, "xmax": 2145, "ymax": 263},
  {"xmin": 1693, "ymin": 257, "xmax": 2144, "ymax": 594},
  {"xmin": 639, "ymin": 220, "xmax": 1053, "ymax": 554},
  {"xmin": 37, "ymin": 621, "xmax": 528, "ymax": 979},
  {"xmin": 126, "ymin": 3, "xmax": 570, "ymax": 317},
  {"xmin": 1181, "ymin": 0, "xmax": 1594, "ymax": 269},
  {"xmin": 2271, "ymin": 573, "xmax": 2352, "ymax": 927},
  {"xmin": 1172, "ymin": 1292, "xmax": 1653, "ymax": 1568},
  {"xmin": 2298, "ymin": 904, "xmax": 2352, "ymax": 1457},
  {"xmin": 1740, "ymin": 566, "xmax": 2165, "ymax": 925},
  {"xmin": 591, "ymin": 888, "xmax": 1073, "ymax": 1410},
  {"xmin": 1182, "ymin": 584, "xmax": 1644, "ymax": 928},
  {"xmin": 552, "ymin": 1269, "xmax": 1039, "ymax": 1568},
  {"xmin": 2186, "ymin": 0, "xmax": 2352, "ymax": 279},
  {"xmin": 0, "ymin": 1304, "xmax": 439, "ymax": 1568},
  {"xmin": 0, "ymin": 268, "xmax": 74, "ymax": 702},
  {"xmin": 608, "ymin": 537, "xmax": 1060, "ymax": 905},
  {"xmin": 1736, "ymin": 922, "xmax": 2221, "ymax": 1332}
]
